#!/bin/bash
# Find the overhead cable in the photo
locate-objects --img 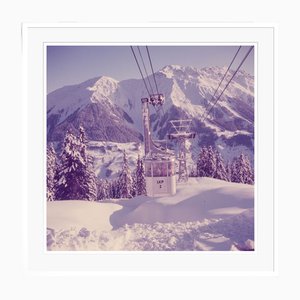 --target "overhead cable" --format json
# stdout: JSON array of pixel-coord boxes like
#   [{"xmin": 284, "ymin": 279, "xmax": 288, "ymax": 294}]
[{"xmin": 201, "ymin": 46, "xmax": 254, "ymax": 123}]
